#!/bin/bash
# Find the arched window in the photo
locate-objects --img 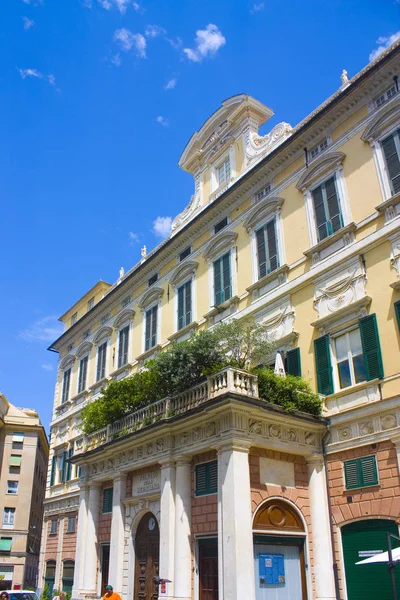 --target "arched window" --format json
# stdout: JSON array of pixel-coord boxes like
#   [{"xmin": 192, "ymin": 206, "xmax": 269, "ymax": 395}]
[
  {"xmin": 44, "ymin": 560, "xmax": 56, "ymax": 593},
  {"xmin": 62, "ymin": 560, "xmax": 74, "ymax": 592}
]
